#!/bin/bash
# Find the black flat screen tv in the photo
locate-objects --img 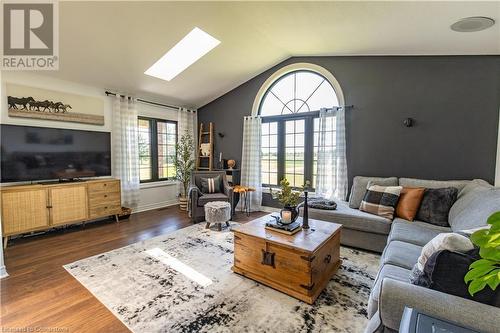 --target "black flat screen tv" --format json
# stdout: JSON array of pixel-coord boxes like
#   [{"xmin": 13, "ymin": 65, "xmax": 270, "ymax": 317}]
[{"xmin": 1, "ymin": 124, "xmax": 111, "ymax": 183}]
